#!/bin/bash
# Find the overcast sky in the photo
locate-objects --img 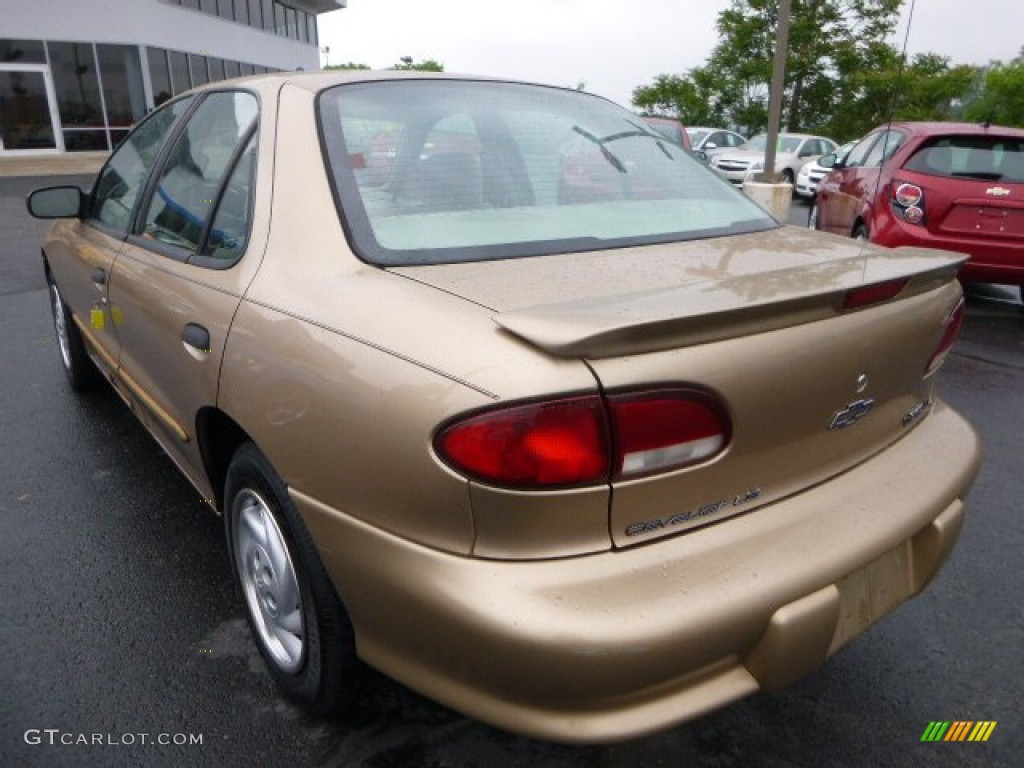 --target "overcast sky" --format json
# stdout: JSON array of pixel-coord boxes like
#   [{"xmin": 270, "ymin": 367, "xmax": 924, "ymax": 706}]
[{"xmin": 317, "ymin": 0, "xmax": 1023, "ymax": 108}]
